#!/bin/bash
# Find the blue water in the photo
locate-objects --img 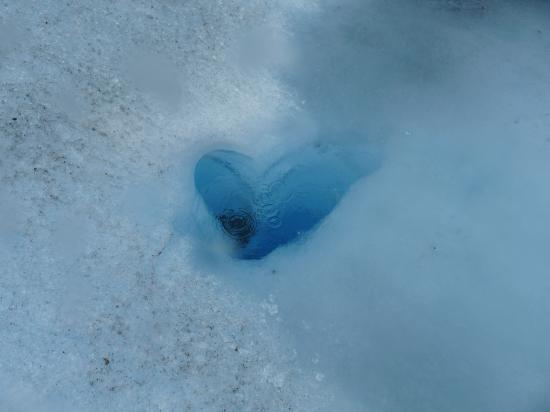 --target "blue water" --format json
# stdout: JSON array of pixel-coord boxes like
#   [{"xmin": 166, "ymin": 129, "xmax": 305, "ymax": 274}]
[{"xmin": 194, "ymin": 144, "xmax": 373, "ymax": 259}]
